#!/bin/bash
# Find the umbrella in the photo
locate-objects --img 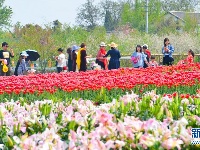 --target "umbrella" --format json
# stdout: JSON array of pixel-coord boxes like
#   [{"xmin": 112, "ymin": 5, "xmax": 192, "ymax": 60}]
[{"xmin": 24, "ymin": 50, "xmax": 40, "ymax": 61}]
